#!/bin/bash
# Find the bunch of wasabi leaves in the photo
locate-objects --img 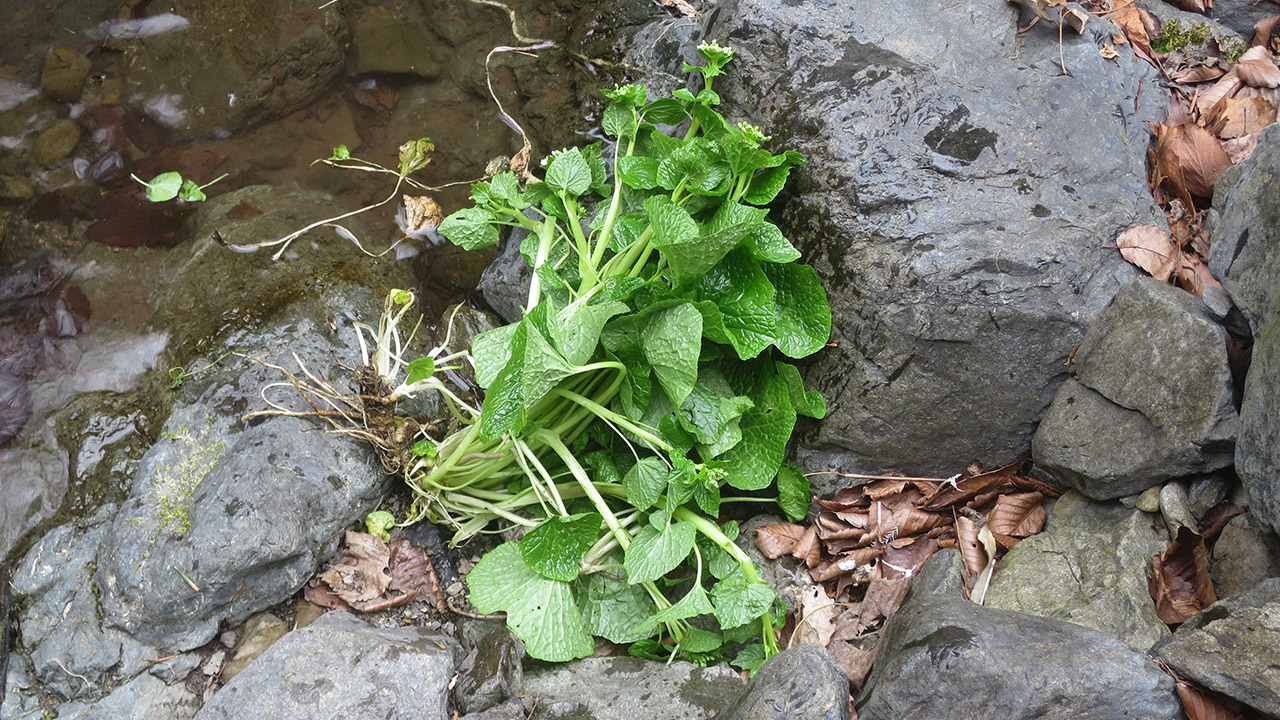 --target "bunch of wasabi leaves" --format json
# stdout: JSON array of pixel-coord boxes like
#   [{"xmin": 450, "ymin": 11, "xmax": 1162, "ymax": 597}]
[{"xmin": 382, "ymin": 41, "xmax": 830, "ymax": 670}]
